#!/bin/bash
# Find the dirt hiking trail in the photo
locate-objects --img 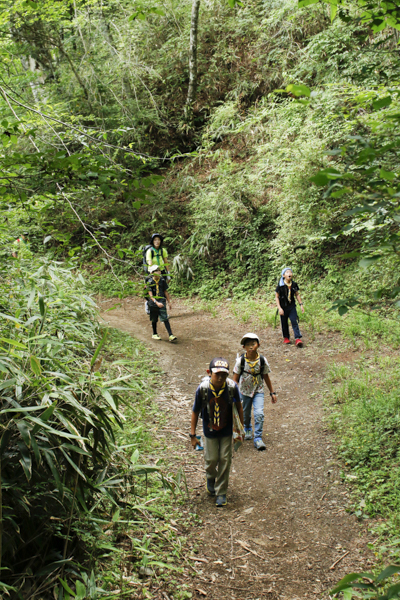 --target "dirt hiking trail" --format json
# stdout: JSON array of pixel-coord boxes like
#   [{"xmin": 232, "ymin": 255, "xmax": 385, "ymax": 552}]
[{"xmin": 100, "ymin": 297, "xmax": 372, "ymax": 600}]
